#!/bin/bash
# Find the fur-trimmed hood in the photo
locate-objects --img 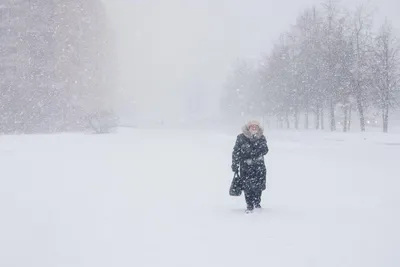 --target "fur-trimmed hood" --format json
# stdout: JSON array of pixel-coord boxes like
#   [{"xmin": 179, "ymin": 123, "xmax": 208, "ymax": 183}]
[{"xmin": 242, "ymin": 121, "xmax": 264, "ymax": 139}]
